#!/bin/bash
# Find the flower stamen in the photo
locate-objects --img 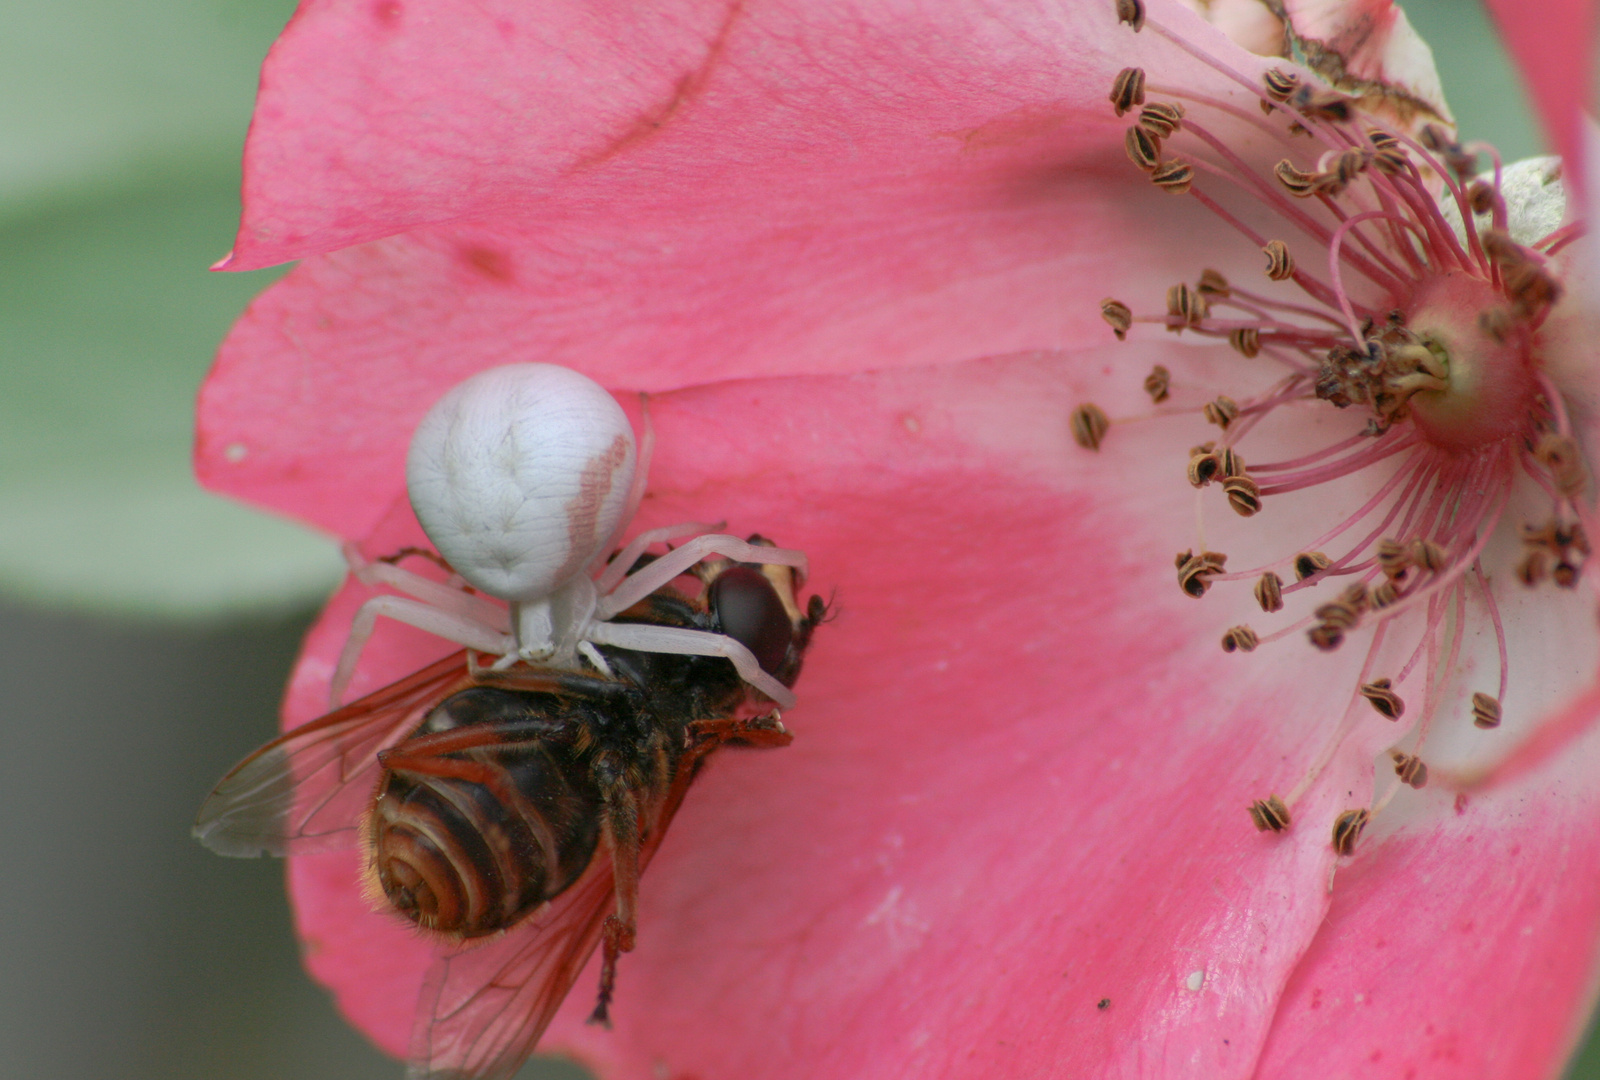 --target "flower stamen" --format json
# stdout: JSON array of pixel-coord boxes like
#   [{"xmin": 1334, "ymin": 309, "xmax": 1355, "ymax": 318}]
[{"xmin": 1090, "ymin": 5, "xmax": 1596, "ymax": 855}]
